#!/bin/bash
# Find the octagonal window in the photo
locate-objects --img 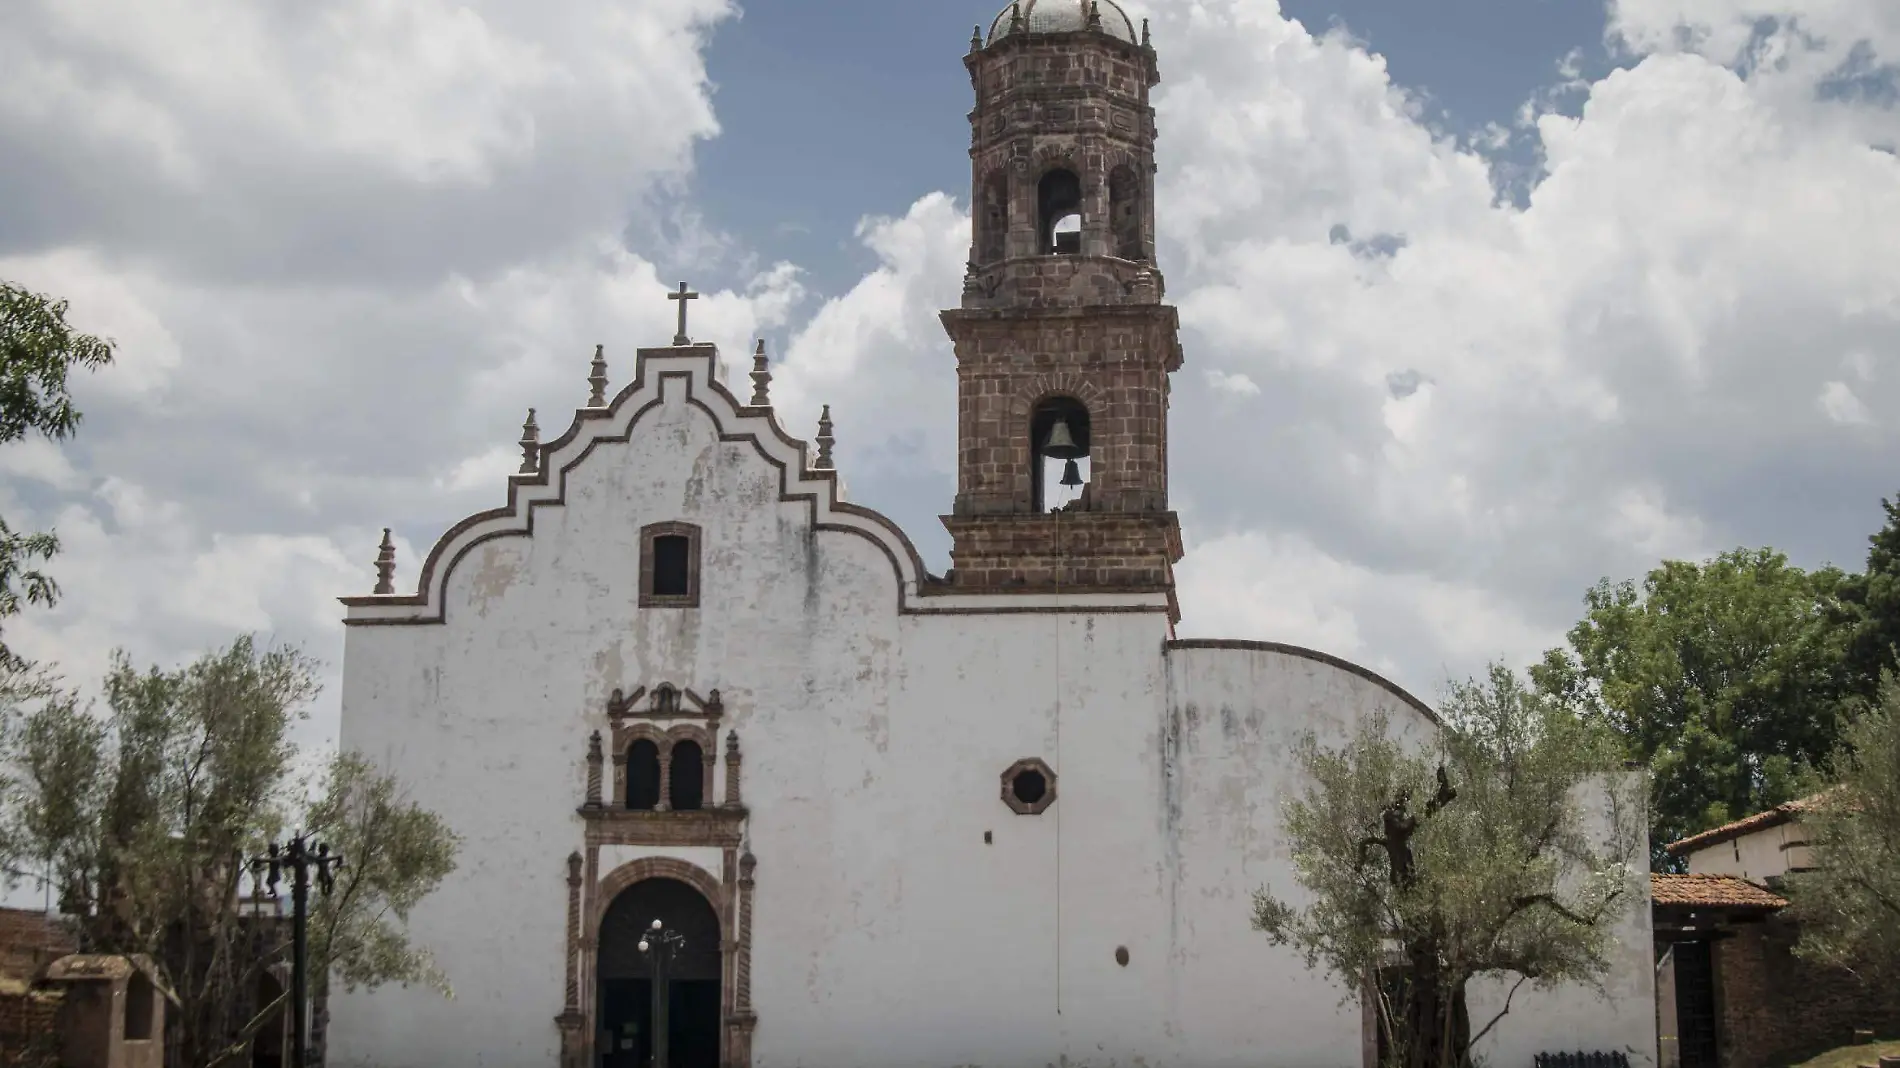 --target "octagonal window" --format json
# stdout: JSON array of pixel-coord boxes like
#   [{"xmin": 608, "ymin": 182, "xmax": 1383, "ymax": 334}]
[{"xmin": 1000, "ymin": 757, "xmax": 1057, "ymax": 815}]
